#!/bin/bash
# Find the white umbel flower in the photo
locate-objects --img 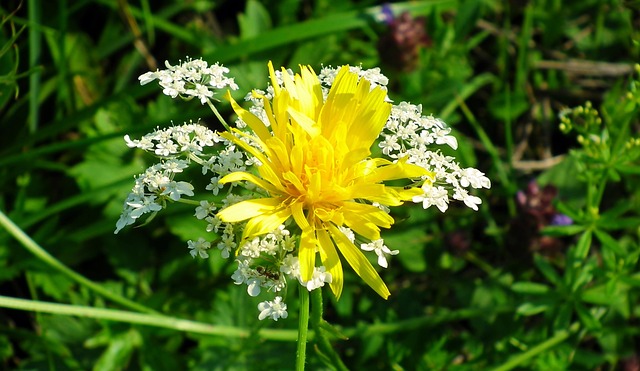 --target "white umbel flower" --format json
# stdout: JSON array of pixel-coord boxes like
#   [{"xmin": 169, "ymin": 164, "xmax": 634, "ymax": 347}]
[
  {"xmin": 257, "ymin": 296, "xmax": 288, "ymax": 321},
  {"xmin": 139, "ymin": 58, "xmax": 238, "ymax": 104},
  {"xmin": 361, "ymin": 239, "xmax": 399, "ymax": 268},
  {"xmin": 188, "ymin": 238, "xmax": 211, "ymax": 259}
]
